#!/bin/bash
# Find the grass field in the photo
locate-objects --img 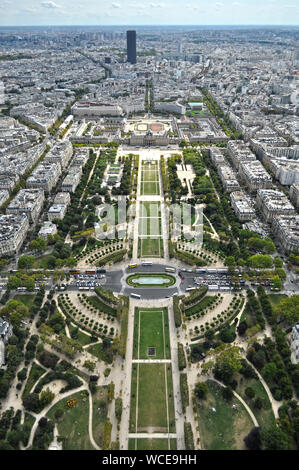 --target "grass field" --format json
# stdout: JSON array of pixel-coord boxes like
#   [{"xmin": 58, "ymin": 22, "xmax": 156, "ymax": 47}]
[
  {"xmin": 133, "ymin": 307, "xmax": 170, "ymax": 359},
  {"xmin": 68, "ymin": 323, "xmax": 93, "ymax": 346},
  {"xmin": 22, "ymin": 362, "xmax": 46, "ymax": 398},
  {"xmin": 197, "ymin": 380, "xmax": 254, "ymax": 450},
  {"xmin": 91, "ymin": 385, "xmax": 109, "ymax": 447},
  {"xmin": 236, "ymin": 374, "xmax": 276, "ymax": 430},
  {"xmin": 128, "ymin": 438, "xmax": 177, "ymax": 450},
  {"xmin": 138, "ymin": 217, "xmax": 161, "ymax": 236},
  {"xmin": 13, "ymin": 294, "xmax": 36, "ymax": 309},
  {"xmin": 140, "ymin": 181, "xmax": 160, "ymax": 195},
  {"xmin": 47, "ymin": 389, "xmax": 94, "ymax": 450},
  {"xmin": 140, "ymin": 161, "xmax": 160, "ymax": 196},
  {"xmin": 268, "ymin": 294, "xmax": 288, "ymax": 306},
  {"xmin": 138, "ymin": 237, "xmax": 164, "ymax": 257},
  {"xmin": 130, "ymin": 363, "xmax": 175, "ymax": 434},
  {"xmin": 139, "ymin": 201, "xmax": 161, "ymax": 217}
]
